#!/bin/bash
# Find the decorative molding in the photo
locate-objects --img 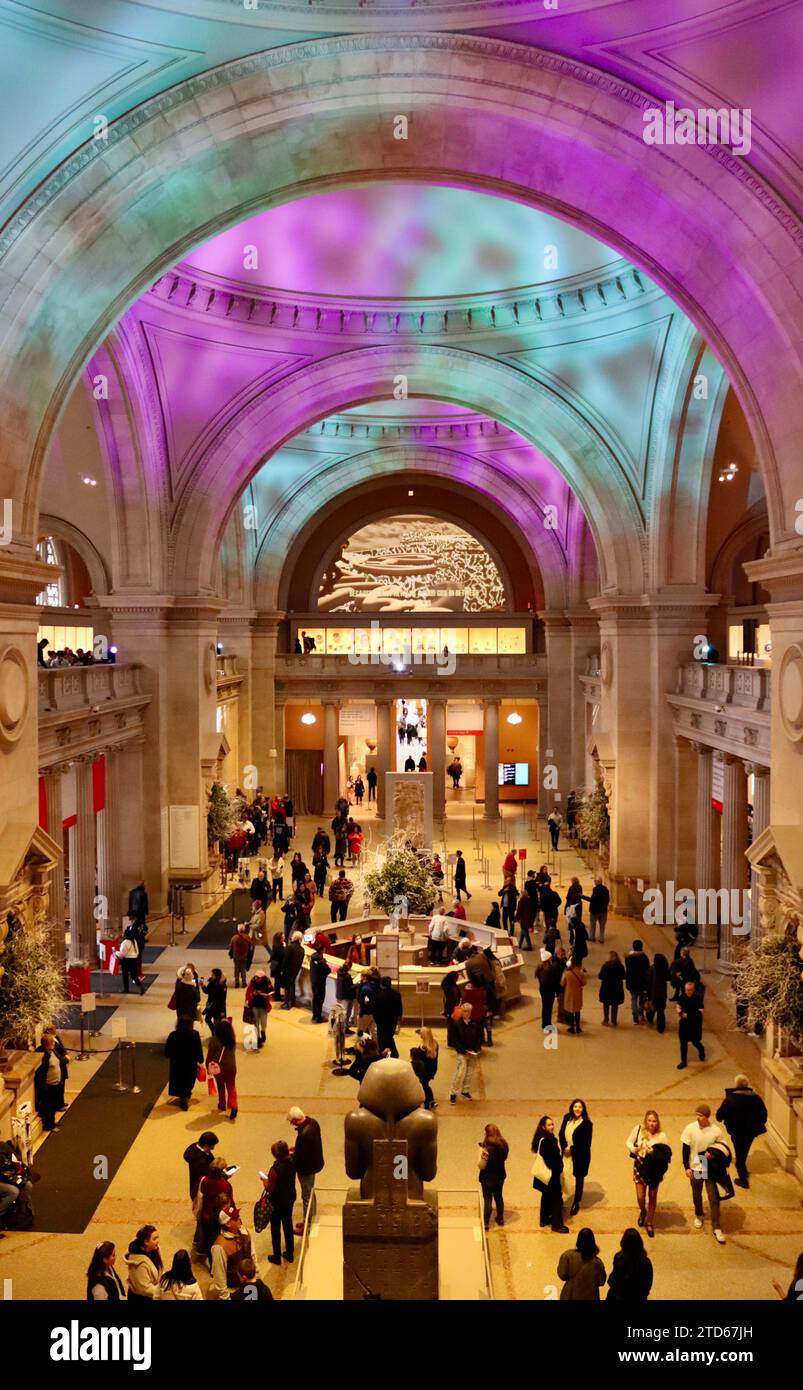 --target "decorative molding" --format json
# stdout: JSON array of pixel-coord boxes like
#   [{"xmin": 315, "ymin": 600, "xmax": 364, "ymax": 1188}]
[
  {"xmin": 149, "ymin": 258, "xmax": 649, "ymax": 338},
  {"xmin": 0, "ymin": 646, "xmax": 29, "ymax": 748},
  {"xmin": 2, "ymin": 33, "xmax": 801, "ymax": 265},
  {"xmin": 599, "ymin": 641, "xmax": 613, "ymax": 689},
  {"xmin": 778, "ymin": 642, "xmax": 803, "ymax": 744}
]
